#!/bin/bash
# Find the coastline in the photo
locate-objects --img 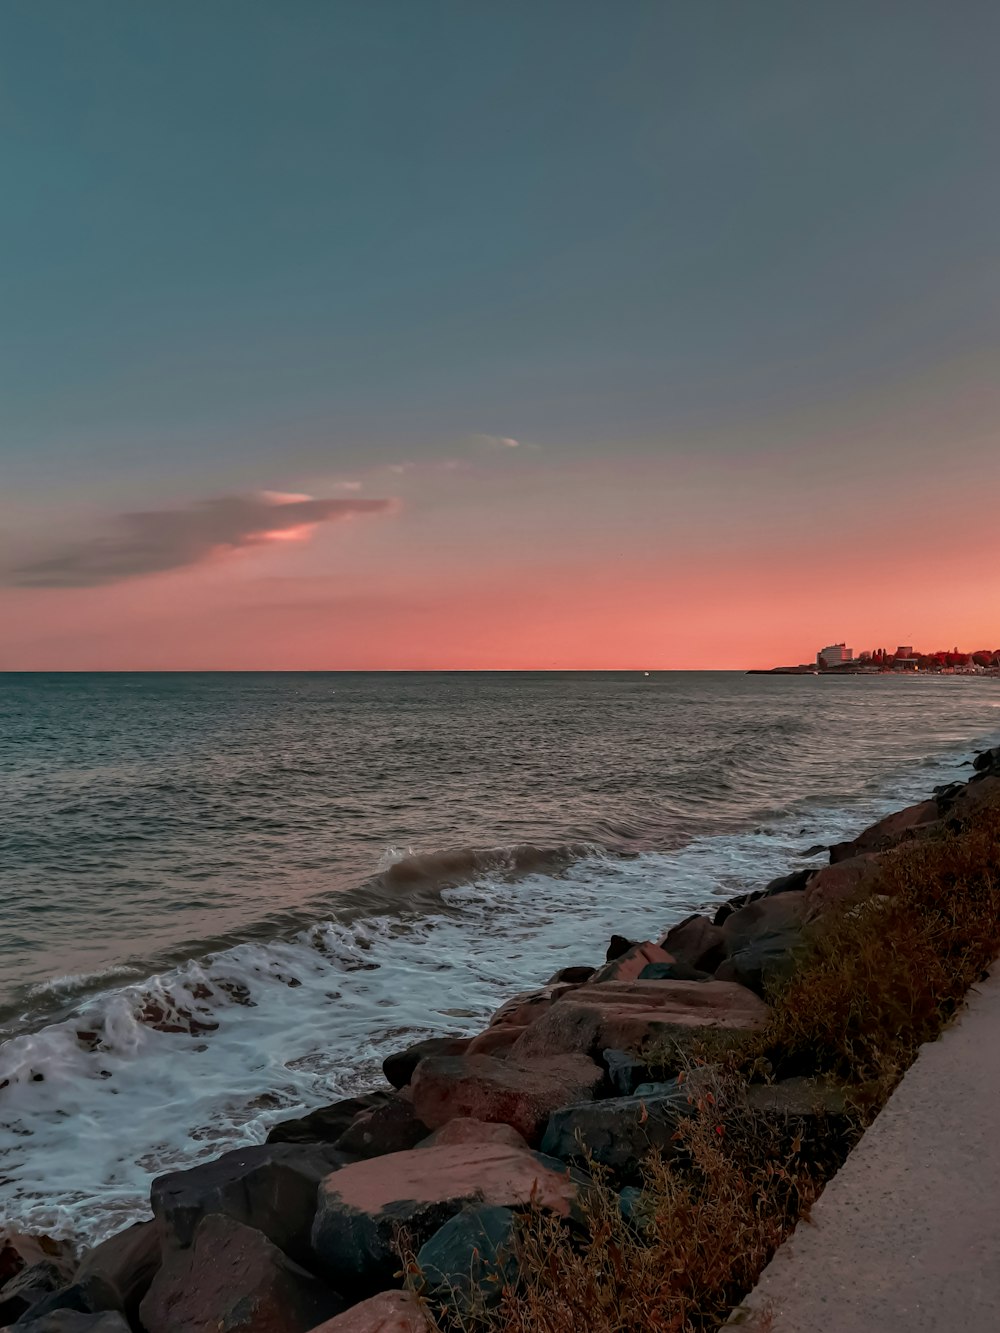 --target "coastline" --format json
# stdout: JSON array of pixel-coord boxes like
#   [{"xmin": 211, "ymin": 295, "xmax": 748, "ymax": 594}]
[{"xmin": 4, "ymin": 737, "xmax": 999, "ymax": 1331}]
